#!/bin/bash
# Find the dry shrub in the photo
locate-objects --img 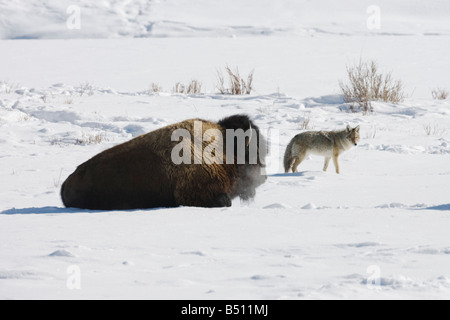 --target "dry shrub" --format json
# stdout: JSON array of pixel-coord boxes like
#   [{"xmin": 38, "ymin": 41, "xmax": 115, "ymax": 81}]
[
  {"xmin": 217, "ymin": 66, "xmax": 254, "ymax": 95},
  {"xmin": 431, "ymin": 88, "xmax": 449, "ymax": 100},
  {"xmin": 423, "ymin": 123, "xmax": 447, "ymax": 136},
  {"xmin": 299, "ymin": 115, "xmax": 313, "ymax": 130},
  {"xmin": 0, "ymin": 80, "xmax": 19, "ymax": 94},
  {"xmin": 53, "ymin": 169, "xmax": 63, "ymax": 188},
  {"xmin": 77, "ymin": 82, "xmax": 95, "ymax": 97},
  {"xmin": 173, "ymin": 80, "xmax": 202, "ymax": 94},
  {"xmin": 187, "ymin": 79, "xmax": 202, "ymax": 94},
  {"xmin": 173, "ymin": 82, "xmax": 185, "ymax": 94},
  {"xmin": 51, "ymin": 132, "xmax": 107, "ymax": 146},
  {"xmin": 75, "ymin": 133, "xmax": 107, "ymax": 145},
  {"xmin": 150, "ymin": 83, "xmax": 162, "ymax": 93},
  {"xmin": 64, "ymin": 97, "xmax": 74, "ymax": 104},
  {"xmin": 339, "ymin": 60, "xmax": 405, "ymax": 113}
]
